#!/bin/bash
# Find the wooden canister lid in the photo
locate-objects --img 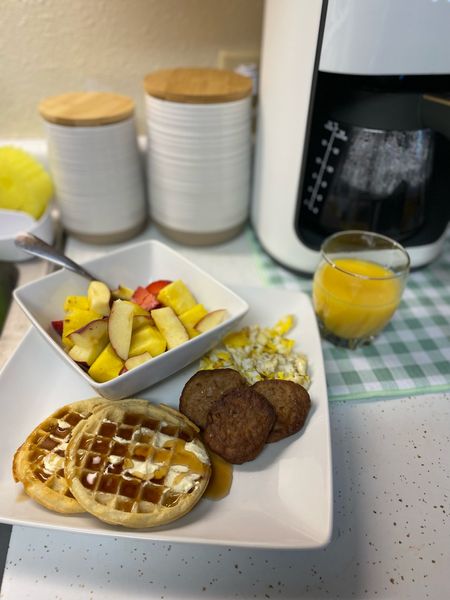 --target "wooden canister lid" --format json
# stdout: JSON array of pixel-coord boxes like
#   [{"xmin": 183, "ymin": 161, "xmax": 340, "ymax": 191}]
[
  {"xmin": 143, "ymin": 68, "xmax": 253, "ymax": 104},
  {"xmin": 38, "ymin": 92, "xmax": 135, "ymax": 126}
]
